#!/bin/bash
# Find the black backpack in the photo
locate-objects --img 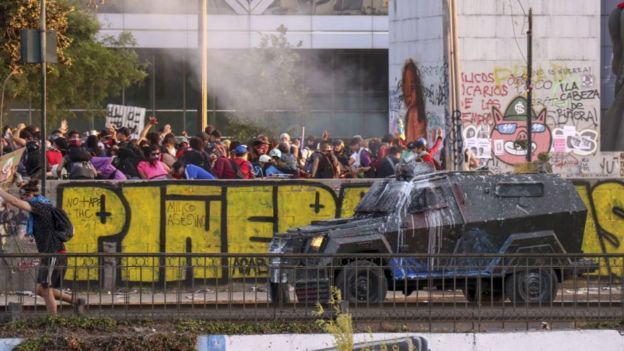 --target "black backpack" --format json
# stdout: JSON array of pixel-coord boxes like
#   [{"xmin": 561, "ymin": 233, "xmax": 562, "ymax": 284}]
[{"xmin": 50, "ymin": 206, "xmax": 74, "ymax": 242}]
